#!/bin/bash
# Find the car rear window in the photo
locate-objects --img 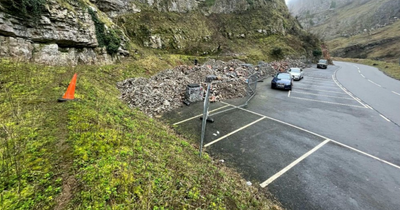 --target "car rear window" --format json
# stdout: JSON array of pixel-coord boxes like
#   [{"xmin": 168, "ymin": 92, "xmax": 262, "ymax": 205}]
[{"xmin": 277, "ymin": 74, "xmax": 291, "ymax": 79}]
